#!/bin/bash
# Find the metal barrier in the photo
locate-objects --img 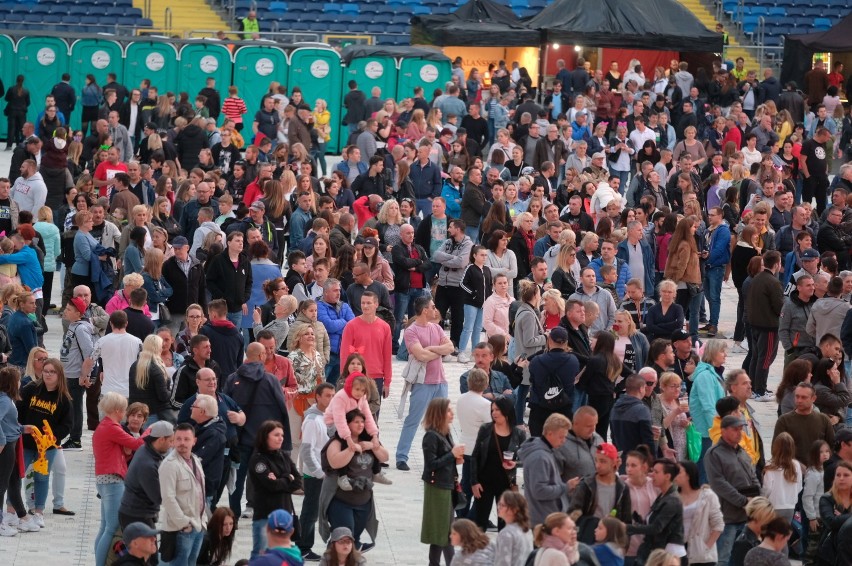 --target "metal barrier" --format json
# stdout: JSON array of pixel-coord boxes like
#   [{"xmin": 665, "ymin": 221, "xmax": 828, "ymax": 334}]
[{"xmin": 185, "ymin": 28, "xmax": 322, "ymax": 41}]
